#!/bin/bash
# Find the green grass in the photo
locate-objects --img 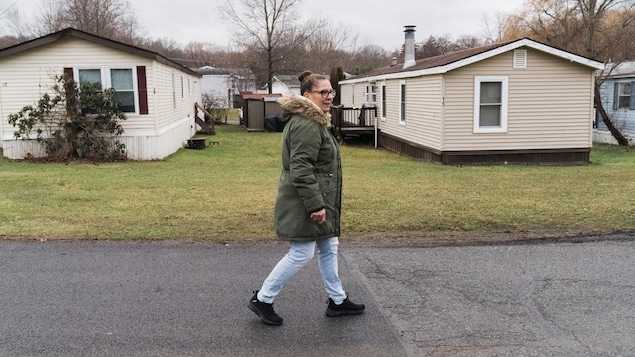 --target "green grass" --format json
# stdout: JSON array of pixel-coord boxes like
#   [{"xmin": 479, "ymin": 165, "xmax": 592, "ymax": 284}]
[{"xmin": 1, "ymin": 124, "xmax": 634, "ymax": 242}]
